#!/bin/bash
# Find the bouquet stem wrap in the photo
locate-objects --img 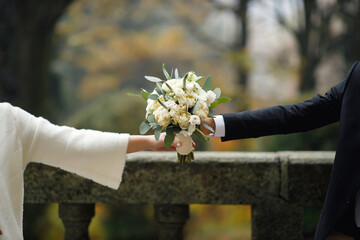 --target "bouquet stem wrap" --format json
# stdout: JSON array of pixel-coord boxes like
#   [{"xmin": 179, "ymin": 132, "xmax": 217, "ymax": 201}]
[{"xmin": 175, "ymin": 133, "xmax": 193, "ymax": 155}]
